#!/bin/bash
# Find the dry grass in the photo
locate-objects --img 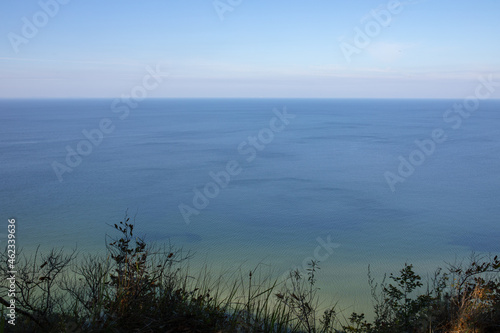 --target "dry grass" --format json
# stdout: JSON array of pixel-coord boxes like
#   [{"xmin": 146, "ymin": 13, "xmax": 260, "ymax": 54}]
[{"xmin": 0, "ymin": 216, "xmax": 498, "ymax": 333}]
